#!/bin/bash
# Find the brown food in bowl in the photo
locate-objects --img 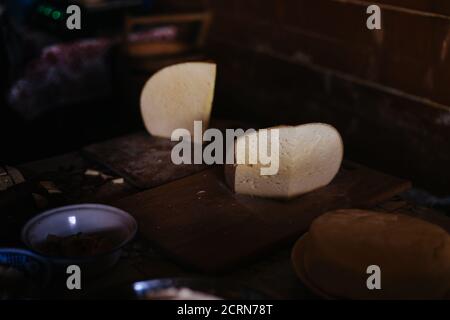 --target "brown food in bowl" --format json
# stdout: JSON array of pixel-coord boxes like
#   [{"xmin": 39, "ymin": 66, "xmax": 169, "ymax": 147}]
[{"xmin": 37, "ymin": 233, "xmax": 115, "ymax": 258}]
